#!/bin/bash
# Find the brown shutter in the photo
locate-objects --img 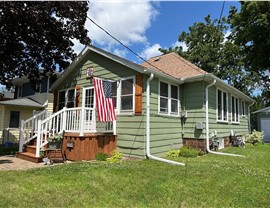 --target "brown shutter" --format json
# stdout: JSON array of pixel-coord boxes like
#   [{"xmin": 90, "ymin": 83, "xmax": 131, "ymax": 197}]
[
  {"xmin": 53, "ymin": 90, "xmax": 58, "ymax": 112},
  {"xmin": 135, "ymin": 74, "xmax": 143, "ymax": 115},
  {"xmin": 75, "ymin": 86, "xmax": 81, "ymax": 107}
]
